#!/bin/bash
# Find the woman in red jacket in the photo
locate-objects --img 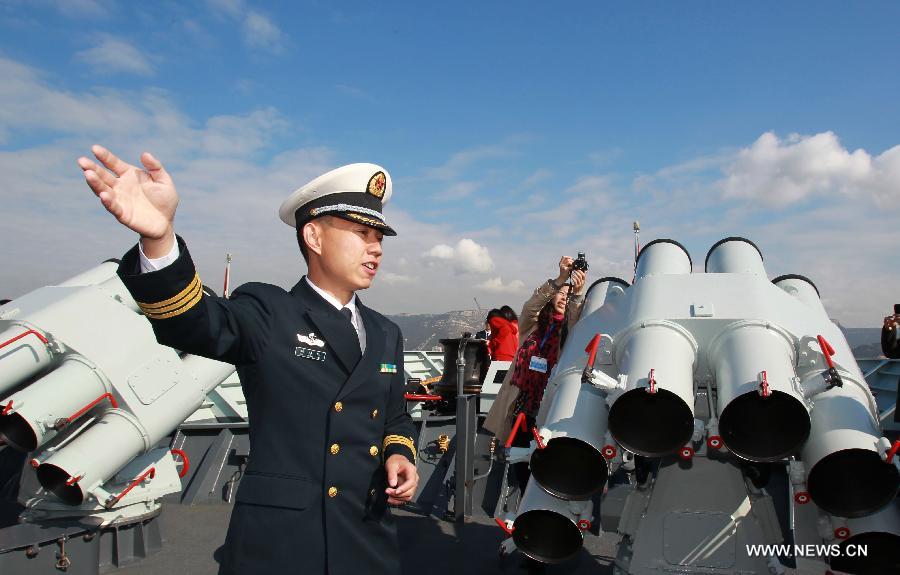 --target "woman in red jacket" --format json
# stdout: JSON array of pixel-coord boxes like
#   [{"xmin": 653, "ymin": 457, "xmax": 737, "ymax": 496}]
[{"xmin": 487, "ymin": 307, "xmax": 518, "ymax": 361}]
